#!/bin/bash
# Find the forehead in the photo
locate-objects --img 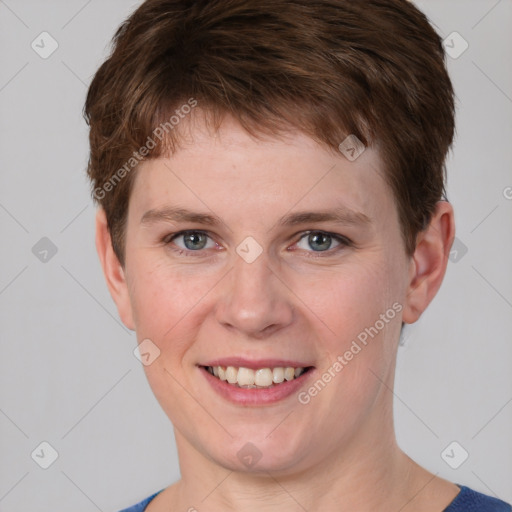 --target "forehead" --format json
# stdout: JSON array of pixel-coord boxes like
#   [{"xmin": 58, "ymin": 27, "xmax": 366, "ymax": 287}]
[{"xmin": 128, "ymin": 115, "xmax": 396, "ymax": 231}]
